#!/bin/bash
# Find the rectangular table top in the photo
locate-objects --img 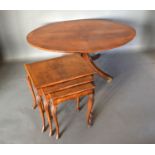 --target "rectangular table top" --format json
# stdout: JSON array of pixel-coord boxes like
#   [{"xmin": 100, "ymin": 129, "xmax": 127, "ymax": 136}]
[{"xmin": 25, "ymin": 54, "xmax": 95, "ymax": 88}]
